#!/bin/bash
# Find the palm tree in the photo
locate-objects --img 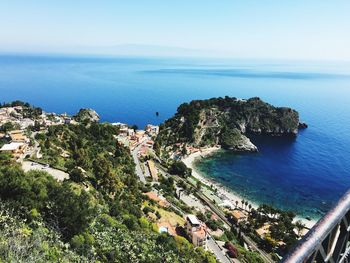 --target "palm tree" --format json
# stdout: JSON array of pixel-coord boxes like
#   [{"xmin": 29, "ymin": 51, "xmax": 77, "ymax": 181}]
[
  {"xmin": 295, "ymin": 220, "xmax": 305, "ymax": 237},
  {"xmin": 248, "ymin": 204, "xmax": 252, "ymax": 212},
  {"xmin": 241, "ymin": 199, "xmax": 244, "ymax": 209},
  {"xmin": 245, "ymin": 201, "xmax": 248, "ymax": 211},
  {"xmin": 235, "ymin": 200, "xmax": 239, "ymax": 209}
]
